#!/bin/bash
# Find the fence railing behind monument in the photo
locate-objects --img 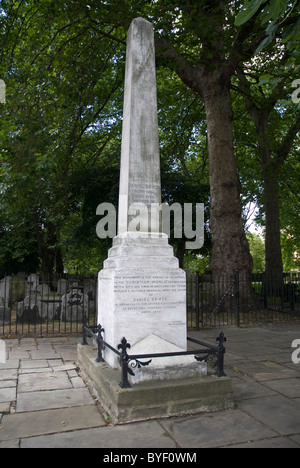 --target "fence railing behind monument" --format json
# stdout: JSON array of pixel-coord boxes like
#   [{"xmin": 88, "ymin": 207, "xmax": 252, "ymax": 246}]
[
  {"xmin": 0, "ymin": 274, "xmax": 97, "ymax": 337},
  {"xmin": 1, "ymin": 270, "xmax": 300, "ymax": 336},
  {"xmin": 186, "ymin": 271, "xmax": 300, "ymax": 329}
]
